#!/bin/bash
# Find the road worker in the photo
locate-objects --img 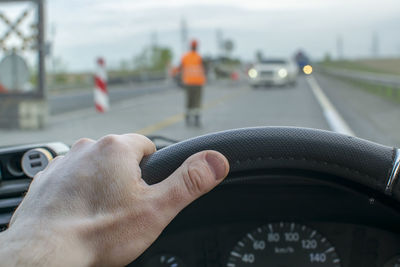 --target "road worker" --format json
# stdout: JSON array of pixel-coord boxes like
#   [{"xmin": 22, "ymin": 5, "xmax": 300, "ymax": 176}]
[{"xmin": 180, "ymin": 39, "xmax": 206, "ymax": 127}]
